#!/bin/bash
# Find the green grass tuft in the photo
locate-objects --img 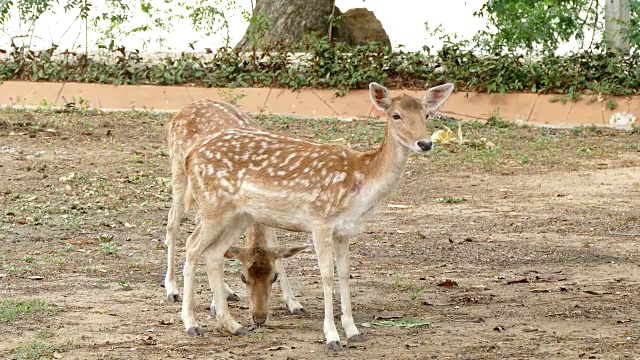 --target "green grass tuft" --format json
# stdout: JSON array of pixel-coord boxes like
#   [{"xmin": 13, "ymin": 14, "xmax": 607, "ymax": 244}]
[
  {"xmin": 0, "ymin": 298, "xmax": 60, "ymax": 323},
  {"xmin": 437, "ymin": 196, "xmax": 466, "ymax": 204}
]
